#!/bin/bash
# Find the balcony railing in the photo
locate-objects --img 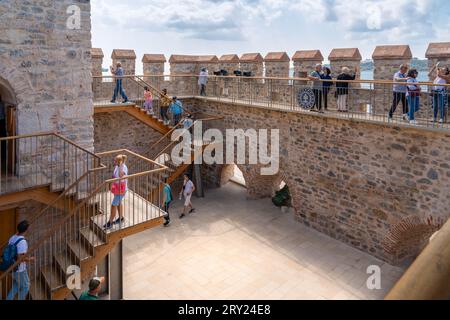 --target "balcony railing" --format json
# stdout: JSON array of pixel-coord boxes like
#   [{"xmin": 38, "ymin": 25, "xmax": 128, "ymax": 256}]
[
  {"xmin": 93, "ymin": 74, "xmax": 450, "ymax": 131},
  {"xmin": 0, "ymin": 133, "xmax": 167, "ymax": 300}
]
